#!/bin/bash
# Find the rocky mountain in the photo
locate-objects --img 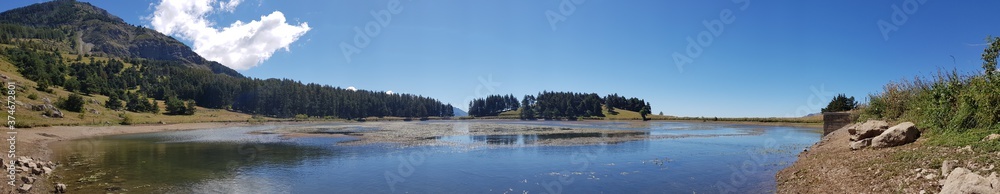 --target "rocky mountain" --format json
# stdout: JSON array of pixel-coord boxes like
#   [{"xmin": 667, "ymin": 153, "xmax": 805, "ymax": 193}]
[{"xmin": 0, "ymin": 0, "xmax": 242, "ymax": 77}]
